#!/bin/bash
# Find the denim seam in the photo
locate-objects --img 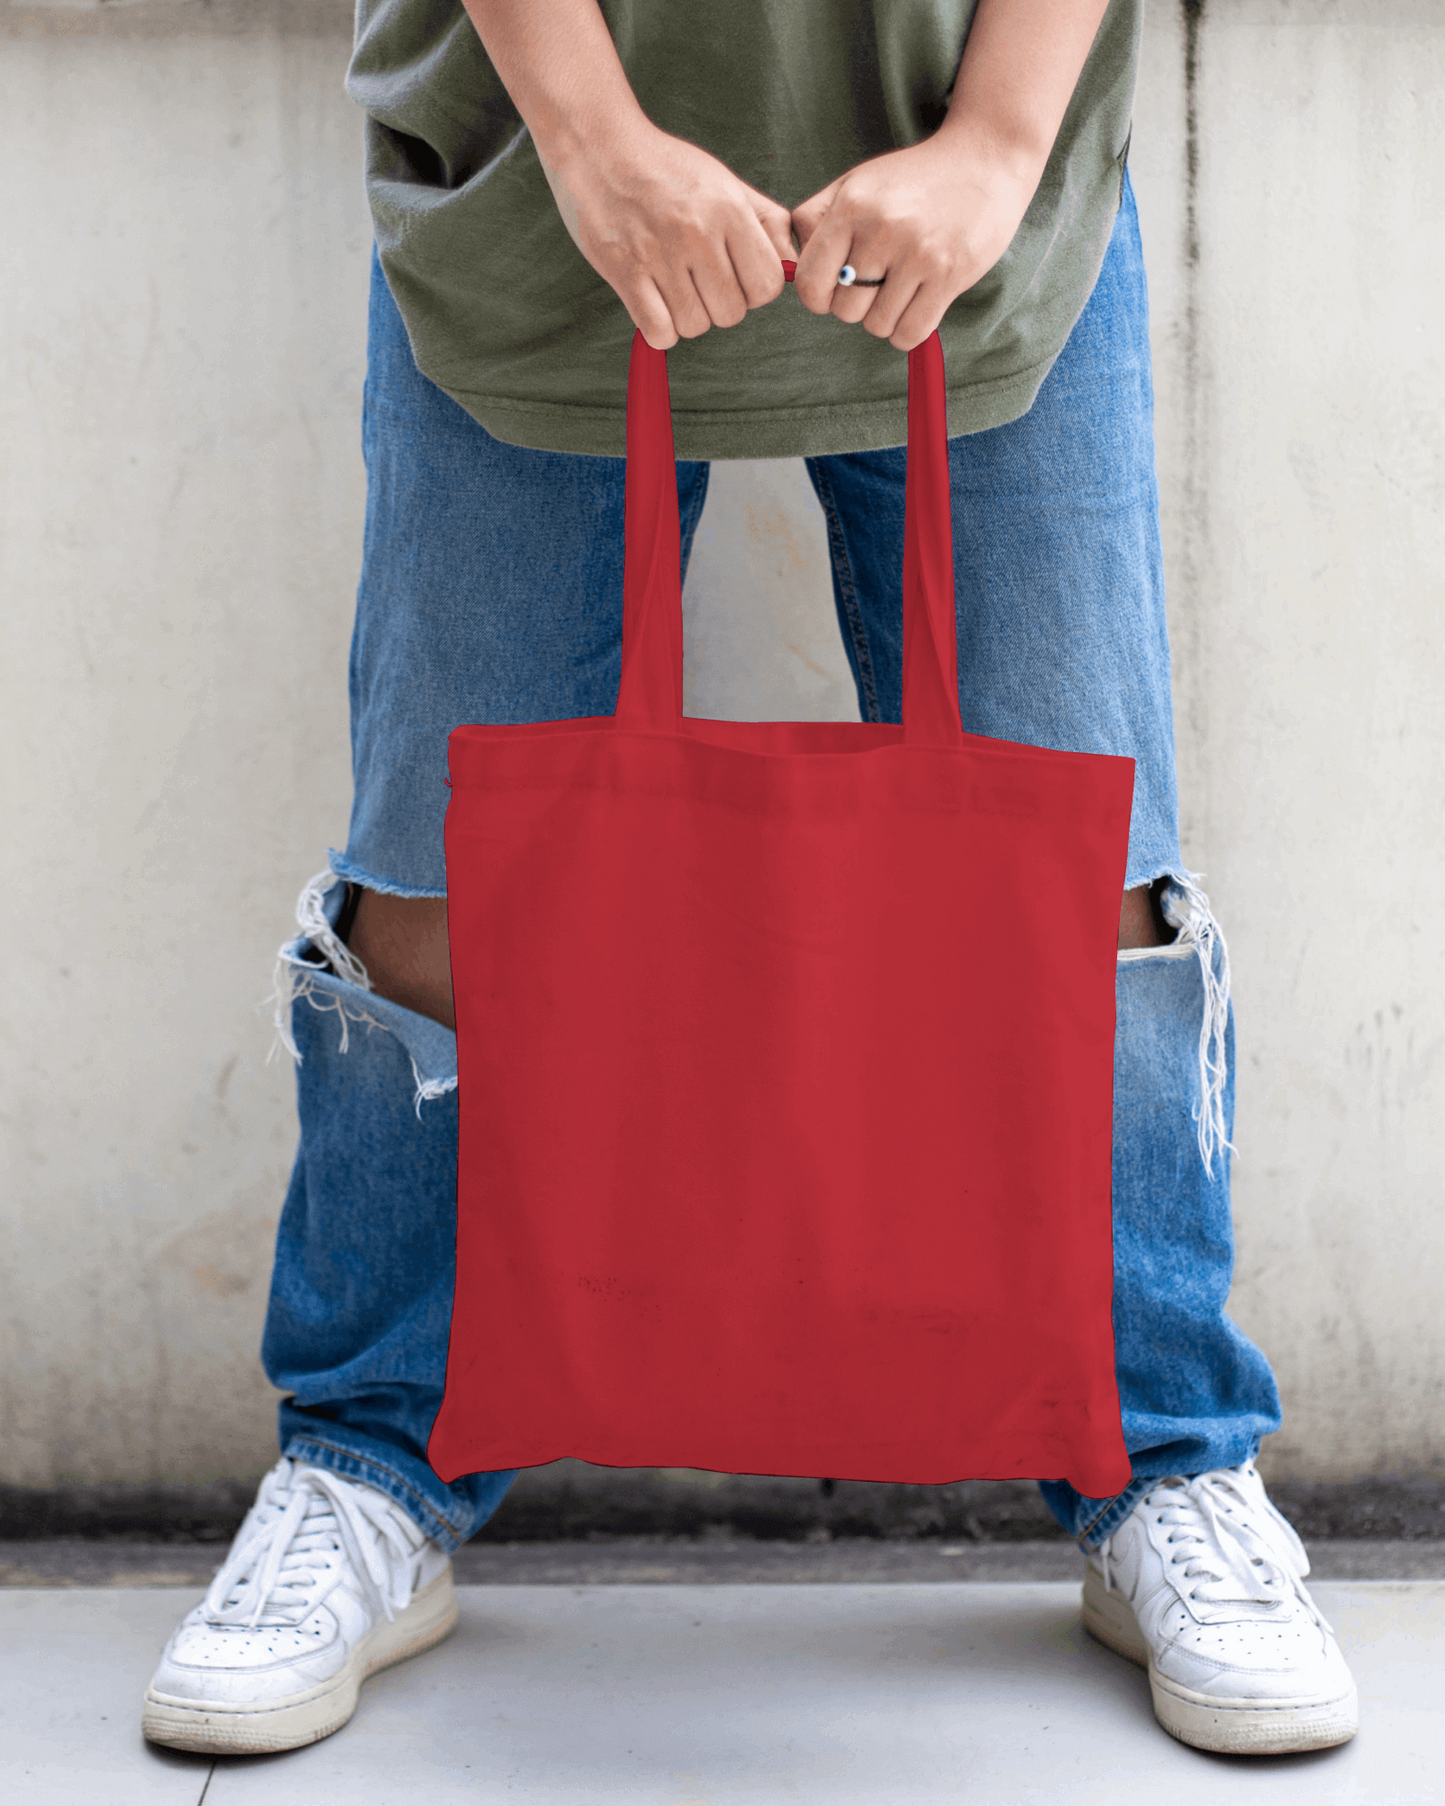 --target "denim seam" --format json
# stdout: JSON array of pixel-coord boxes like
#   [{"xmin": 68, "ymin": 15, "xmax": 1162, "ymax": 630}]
[
  {"xmin": 677, "ymin": 461, "xmax": 711, "ymax": 581},
  {"xmin": 282, "ymin": 1433, "xmax": 471, "ymax": 1549},
  {"xmin": 1077, "ymin": 1477, "xmax": 1149, "ymax": 1549},
  {"xmin": 805, "ymin": 459, "xmax": 883, "ymax": 723}
]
